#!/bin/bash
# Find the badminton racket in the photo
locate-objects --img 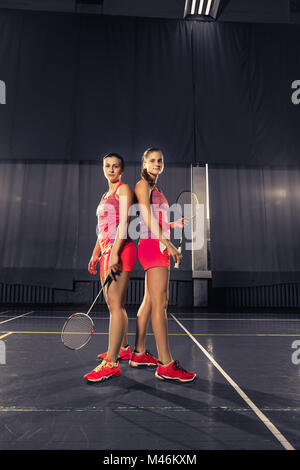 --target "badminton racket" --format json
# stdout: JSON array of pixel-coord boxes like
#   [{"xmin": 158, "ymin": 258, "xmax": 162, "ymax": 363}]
[
  {"xmin": 174, "ymin": 191, "xmax": 199, "ymax": 269},
  {"xmin": 61, "ymin": 273, "xmax": 112, "ymax": 350}
]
